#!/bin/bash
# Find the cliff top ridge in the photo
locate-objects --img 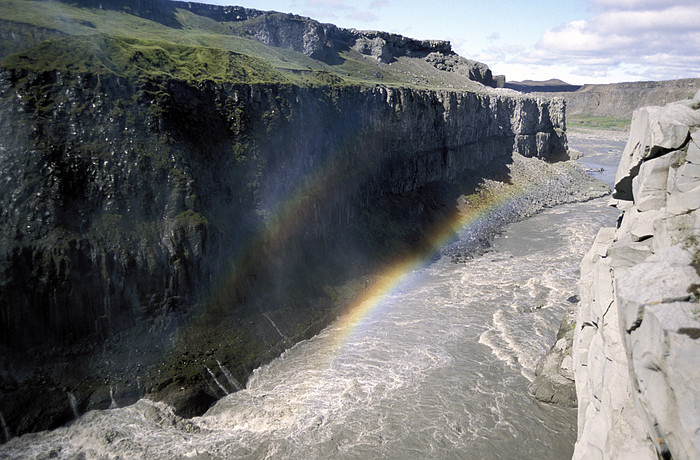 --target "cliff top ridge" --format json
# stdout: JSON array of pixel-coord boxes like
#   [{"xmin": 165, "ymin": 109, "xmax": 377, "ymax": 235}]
[{"xmin": 0, "ymin": 0, "xmax": 498, "ymax": 90}]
